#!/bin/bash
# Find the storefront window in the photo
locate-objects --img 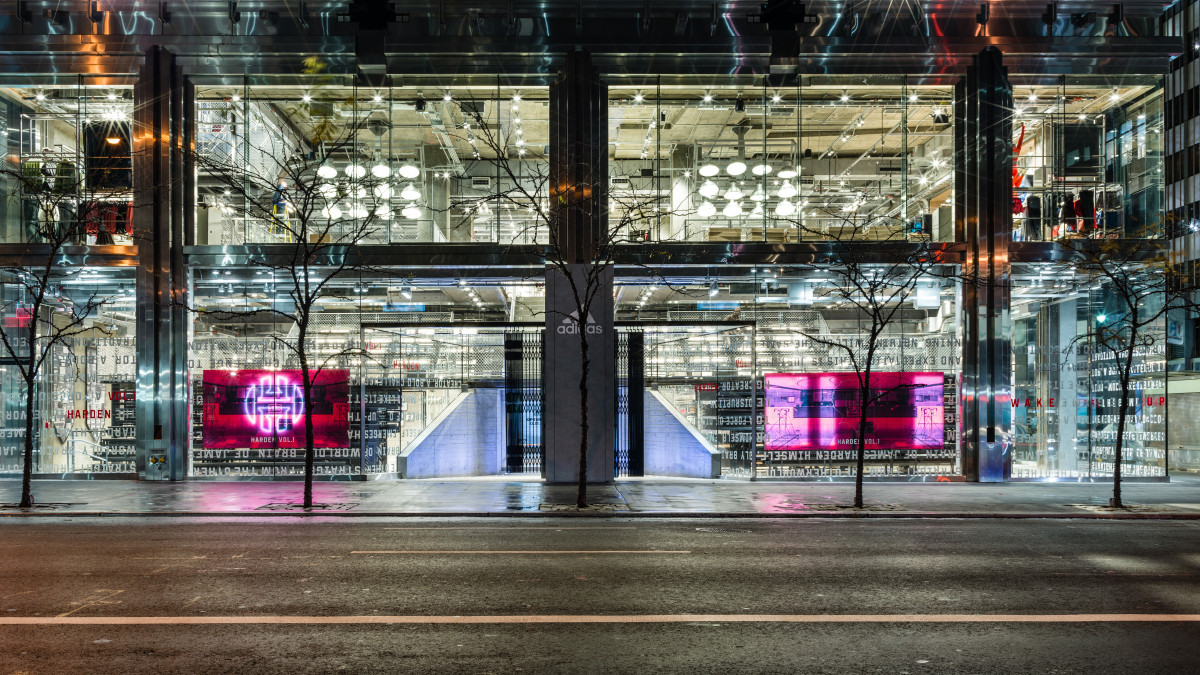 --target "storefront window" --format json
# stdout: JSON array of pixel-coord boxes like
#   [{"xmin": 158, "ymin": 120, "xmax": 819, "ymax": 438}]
[
  {"xmin": 1011, "ymin": 263, "xmax": 1167, "ymax": 479},
  {"xmin": 616, "ymin": 265, "xmax": 960, "ymax": 479},
  {"xmin": 193, "ymin": 78, "xmax": 548, "ymax": 246},
  {"xmin": 188, "ymin": 269, "xmax": 544, "ymax": 478},
  {"xmin": 607, "ymin": 77, "xmax": 955, "ymax": 243},
  {"xmin": 0, "ymin": 267, "xmax": 136, "ymax": 475},
  {"xmin": 0, "ymin": 79, "xmax": 134, "ymax": 245},
  {"xmin": 1010, "ymin": 76, "xmax": 1164, "ymax": 241}
]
